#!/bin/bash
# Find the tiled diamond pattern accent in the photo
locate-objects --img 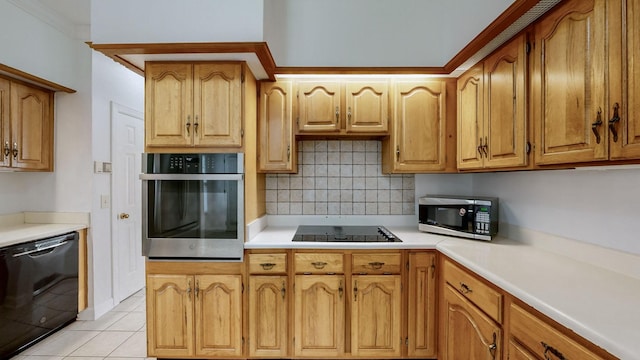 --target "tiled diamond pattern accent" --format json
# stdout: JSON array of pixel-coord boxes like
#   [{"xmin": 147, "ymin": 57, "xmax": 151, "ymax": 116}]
[{"xmin": 266, "ymin": 140, "xmax": 415, "ymax": 215}]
